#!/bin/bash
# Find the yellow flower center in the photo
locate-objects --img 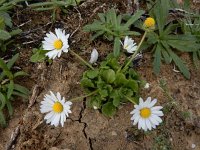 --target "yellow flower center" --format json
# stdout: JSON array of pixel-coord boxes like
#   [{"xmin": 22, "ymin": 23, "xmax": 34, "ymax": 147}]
[
  {"xmin": 53, "ymin": 39, "xmax": 63, "ymax": 50},
  {"xmin": 144, "ymin": 17, "xmax": 155, "ymax": 28},
  {"xmin": 53, "ymin": 102, "xmax": 63, "ymax": 113},
  {"xmin": 140, "ymin": 108, "xmax": 151, "ymax": 118}
]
